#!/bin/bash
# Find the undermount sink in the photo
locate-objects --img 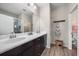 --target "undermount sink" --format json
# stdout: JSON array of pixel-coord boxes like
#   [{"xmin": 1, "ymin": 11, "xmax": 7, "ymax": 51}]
[
  {"xmin": 3, "ymin": 37, "xmax": 26, "ymax": 44},
  {"xmin": 0, "ymin": 32, "xmax": 37, "ymax": 44}
]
